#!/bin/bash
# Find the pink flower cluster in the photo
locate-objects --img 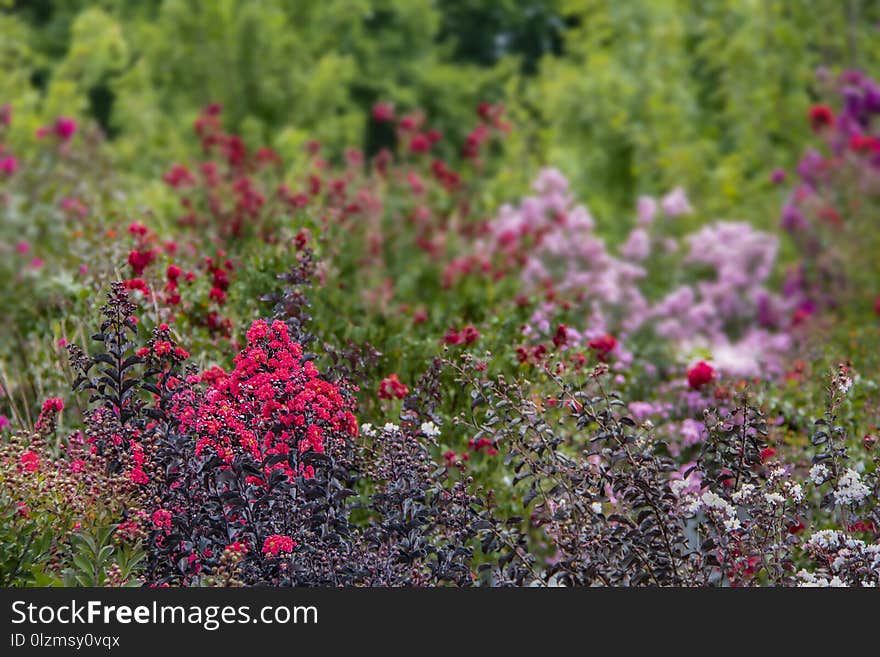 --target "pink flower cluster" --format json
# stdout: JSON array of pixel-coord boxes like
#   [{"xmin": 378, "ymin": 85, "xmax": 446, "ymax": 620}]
[{"xmin": 474, "ymin": 168, "xmax": 798, "ymax": 380}]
